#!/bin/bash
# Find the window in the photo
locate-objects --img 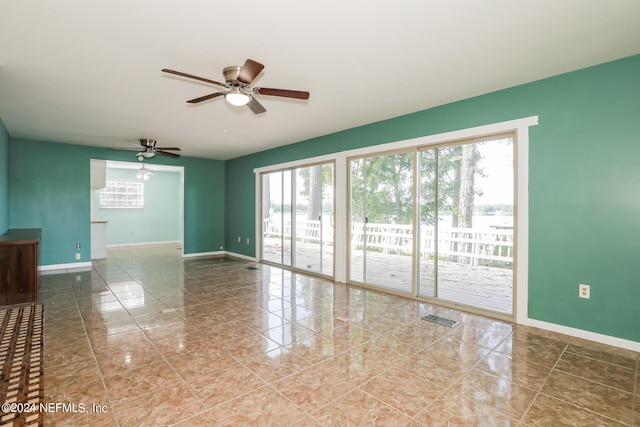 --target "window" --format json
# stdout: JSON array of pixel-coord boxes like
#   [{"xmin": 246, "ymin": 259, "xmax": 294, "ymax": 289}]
[
  {"xmin": 100, "ymin": 181, "xmax": 144, "ymax": 208},
  {"xmin": 261, "ymin": 162, "xmax": 335, "ymax": 277}
]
